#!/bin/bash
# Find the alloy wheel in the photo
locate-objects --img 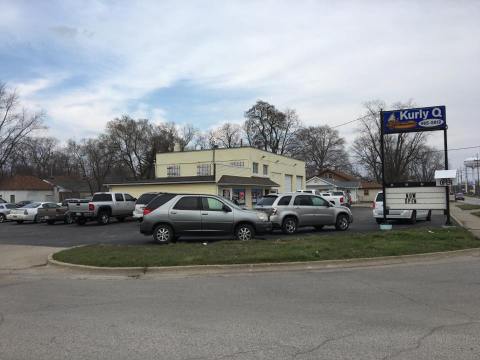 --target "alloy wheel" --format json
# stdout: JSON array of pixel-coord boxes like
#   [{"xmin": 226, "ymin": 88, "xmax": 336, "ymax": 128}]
[
  {"xmin": 237, "ymin": 227, "xmax": 252, "ymax": 241},
  {"xmin": 285, "ymin": 219, "xmax": 296, "ymax": 233},
  {"xmin": 155, "ymin": 227, "xmax": 170, "ymax": 243}
]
